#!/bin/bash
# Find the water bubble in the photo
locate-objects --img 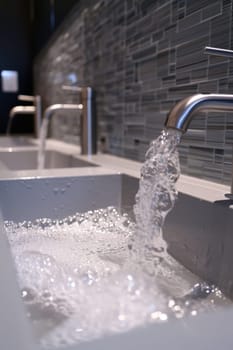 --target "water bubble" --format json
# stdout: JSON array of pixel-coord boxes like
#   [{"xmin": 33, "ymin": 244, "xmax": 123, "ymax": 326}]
[
  {"xmin": 21, "ymin": 288, "xmax": 35, "ymax": 302},
  {"xmin": 187, "ymin": 283, "xmax": 212, "ymax": 300},
  {"xmin": 133, "ymin": 129, "xmax": 181, "ymax": 264}
]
